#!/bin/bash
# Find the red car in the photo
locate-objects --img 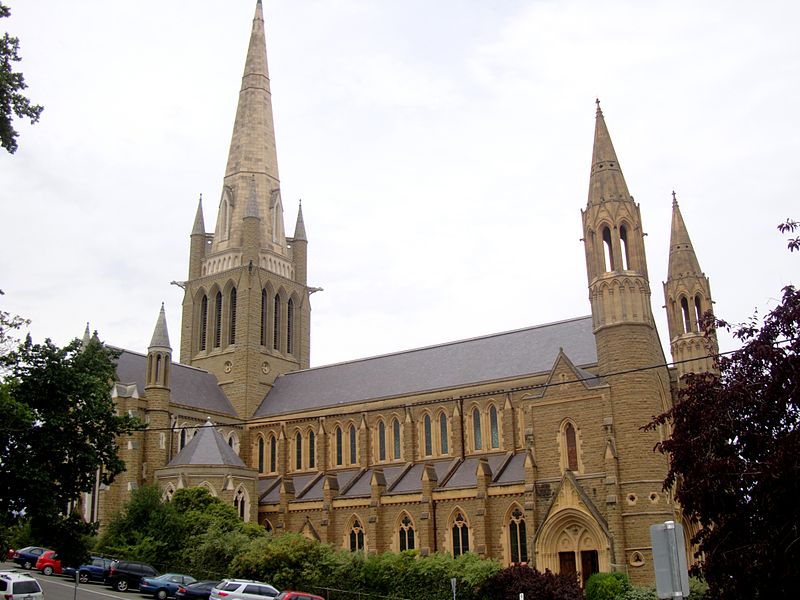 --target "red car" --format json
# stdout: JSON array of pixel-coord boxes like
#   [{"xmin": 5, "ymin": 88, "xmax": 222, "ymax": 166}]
[{"xmin": 35, "ymin": 550, "xmax": 62, "ymax": 576}]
